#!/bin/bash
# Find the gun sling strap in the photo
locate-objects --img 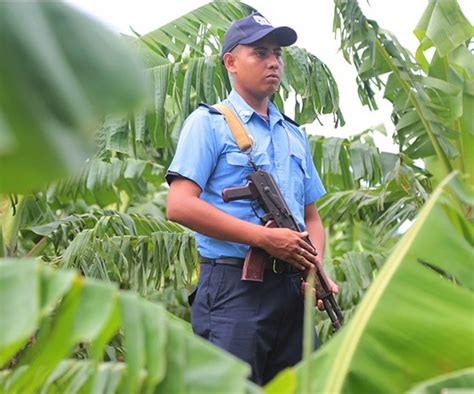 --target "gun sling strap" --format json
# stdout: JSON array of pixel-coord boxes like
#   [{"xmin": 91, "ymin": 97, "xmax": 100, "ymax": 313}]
[{"xmin": 213, "ymin": 103, "xmax": 253, "ymax": 153}]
